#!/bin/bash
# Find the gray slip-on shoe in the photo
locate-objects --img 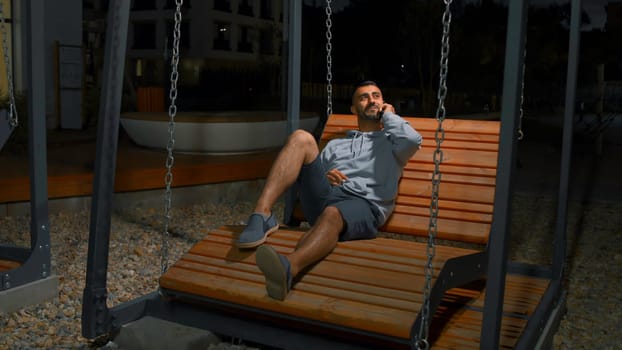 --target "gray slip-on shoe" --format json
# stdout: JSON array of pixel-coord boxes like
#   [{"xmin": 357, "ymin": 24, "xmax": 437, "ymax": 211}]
[
  {"xmin": 236, "ymin": 213, "xmax": 279, "ymax": 249},
  {"xmin": 256, "ymin": 245, "xmax": 292, "ymax": 301}
]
